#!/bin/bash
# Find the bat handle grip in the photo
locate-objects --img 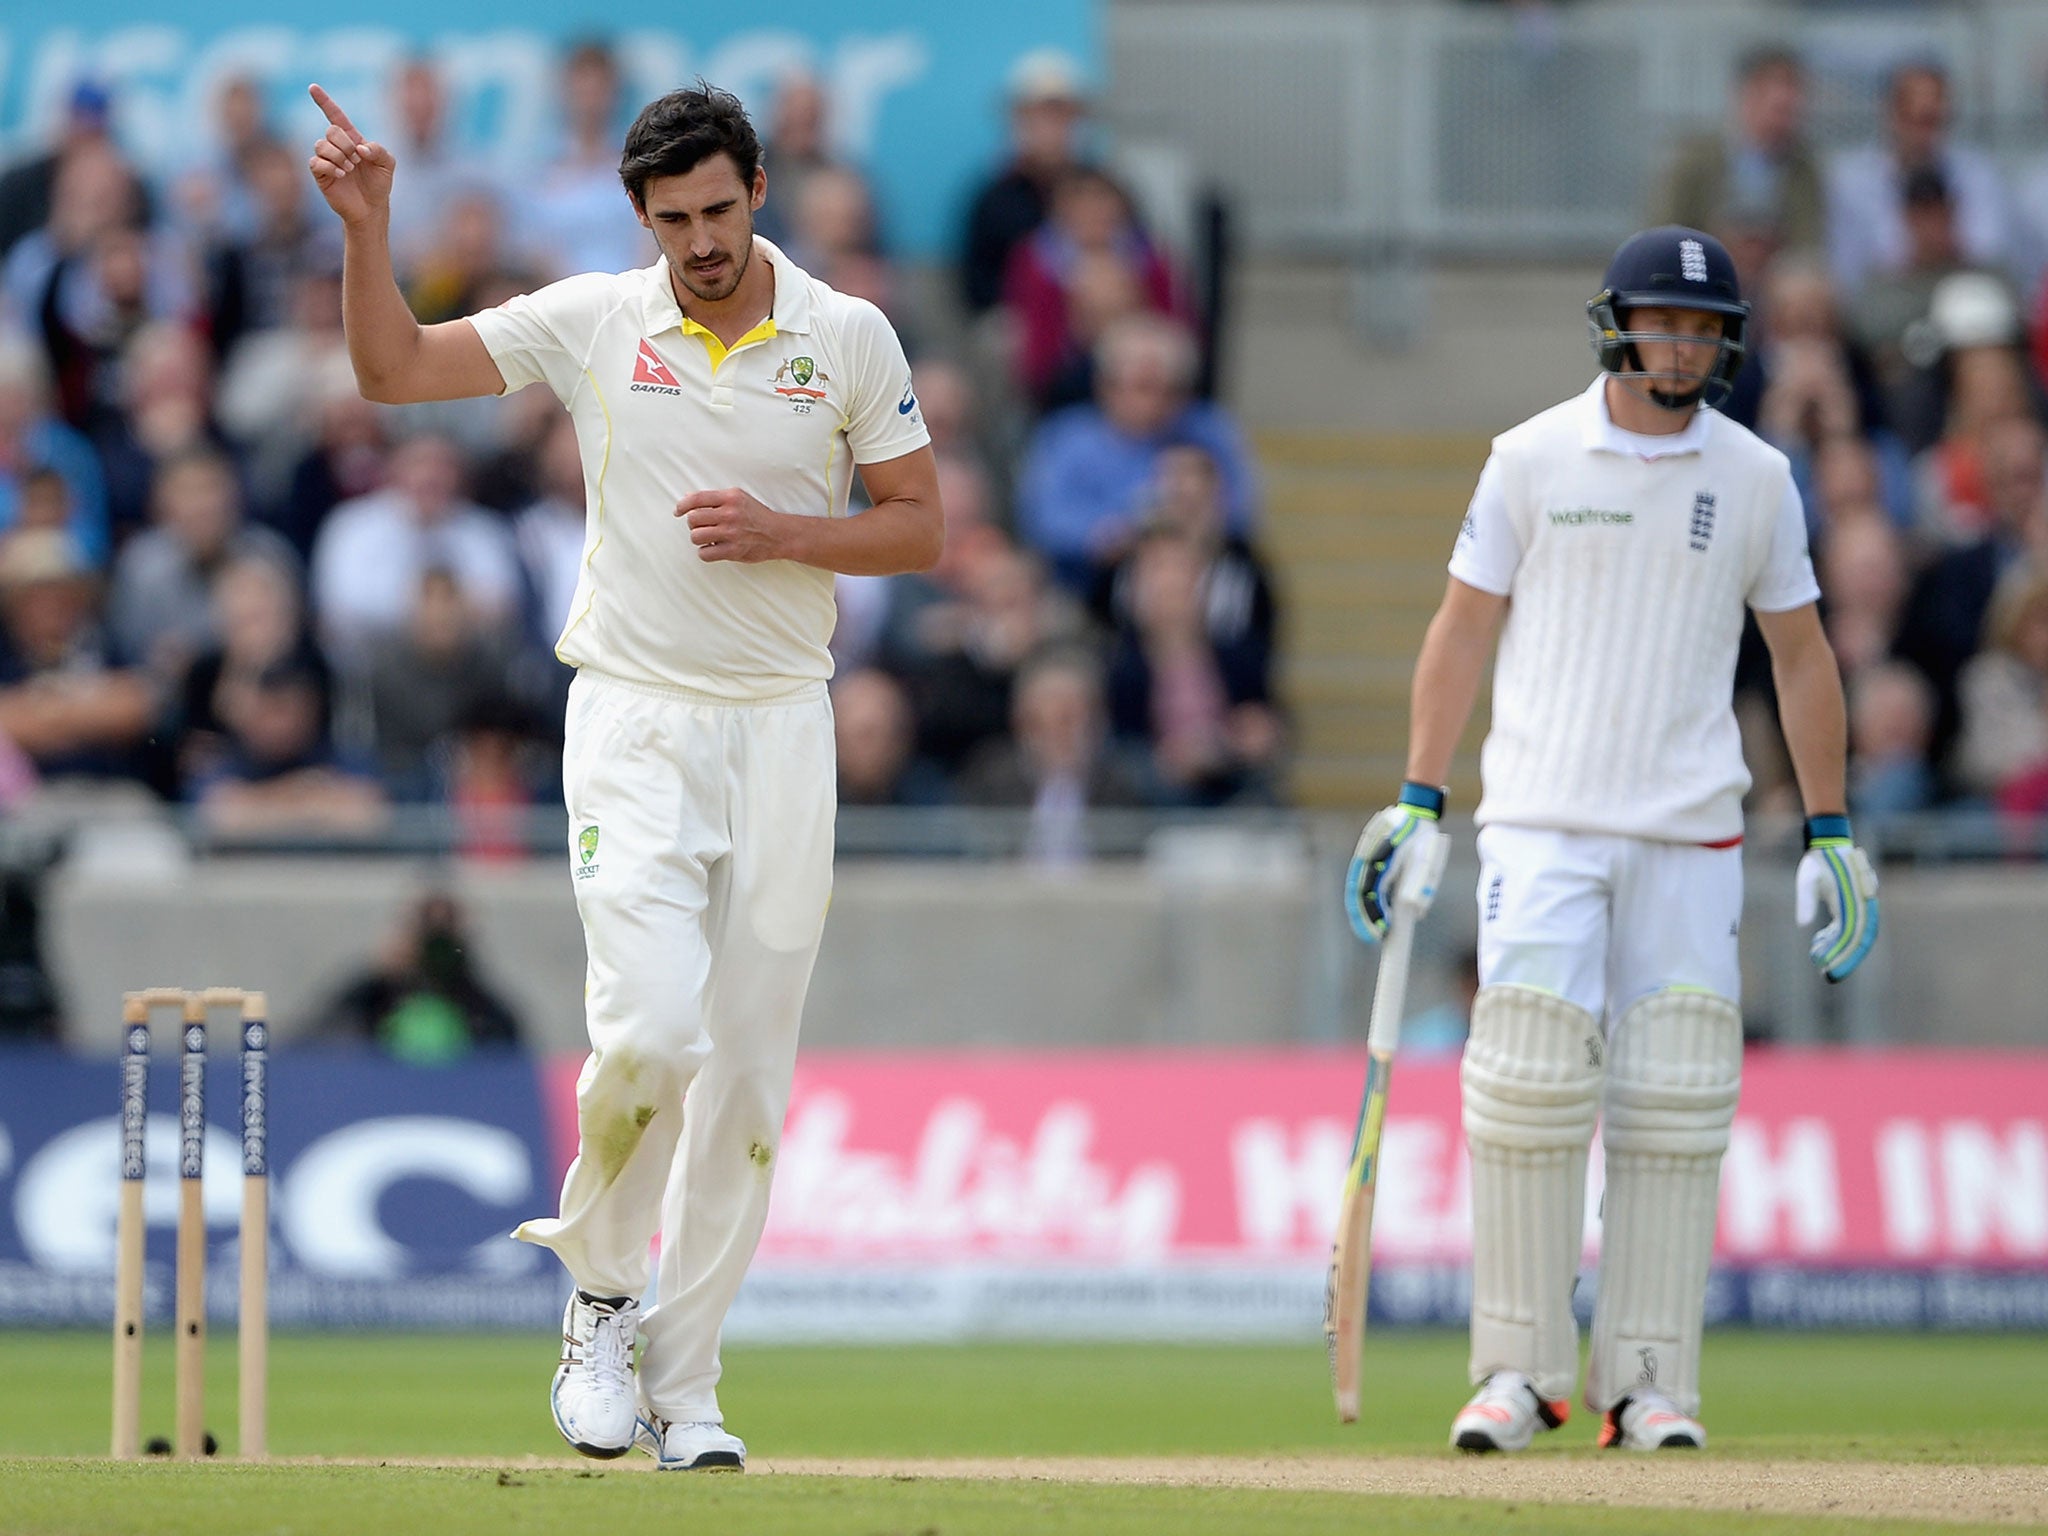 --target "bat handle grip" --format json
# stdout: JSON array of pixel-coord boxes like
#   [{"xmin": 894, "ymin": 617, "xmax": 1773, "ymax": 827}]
[{"xmin": 1364, "ymin": 900, "xmax": 1419, "ymax": 1055}]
